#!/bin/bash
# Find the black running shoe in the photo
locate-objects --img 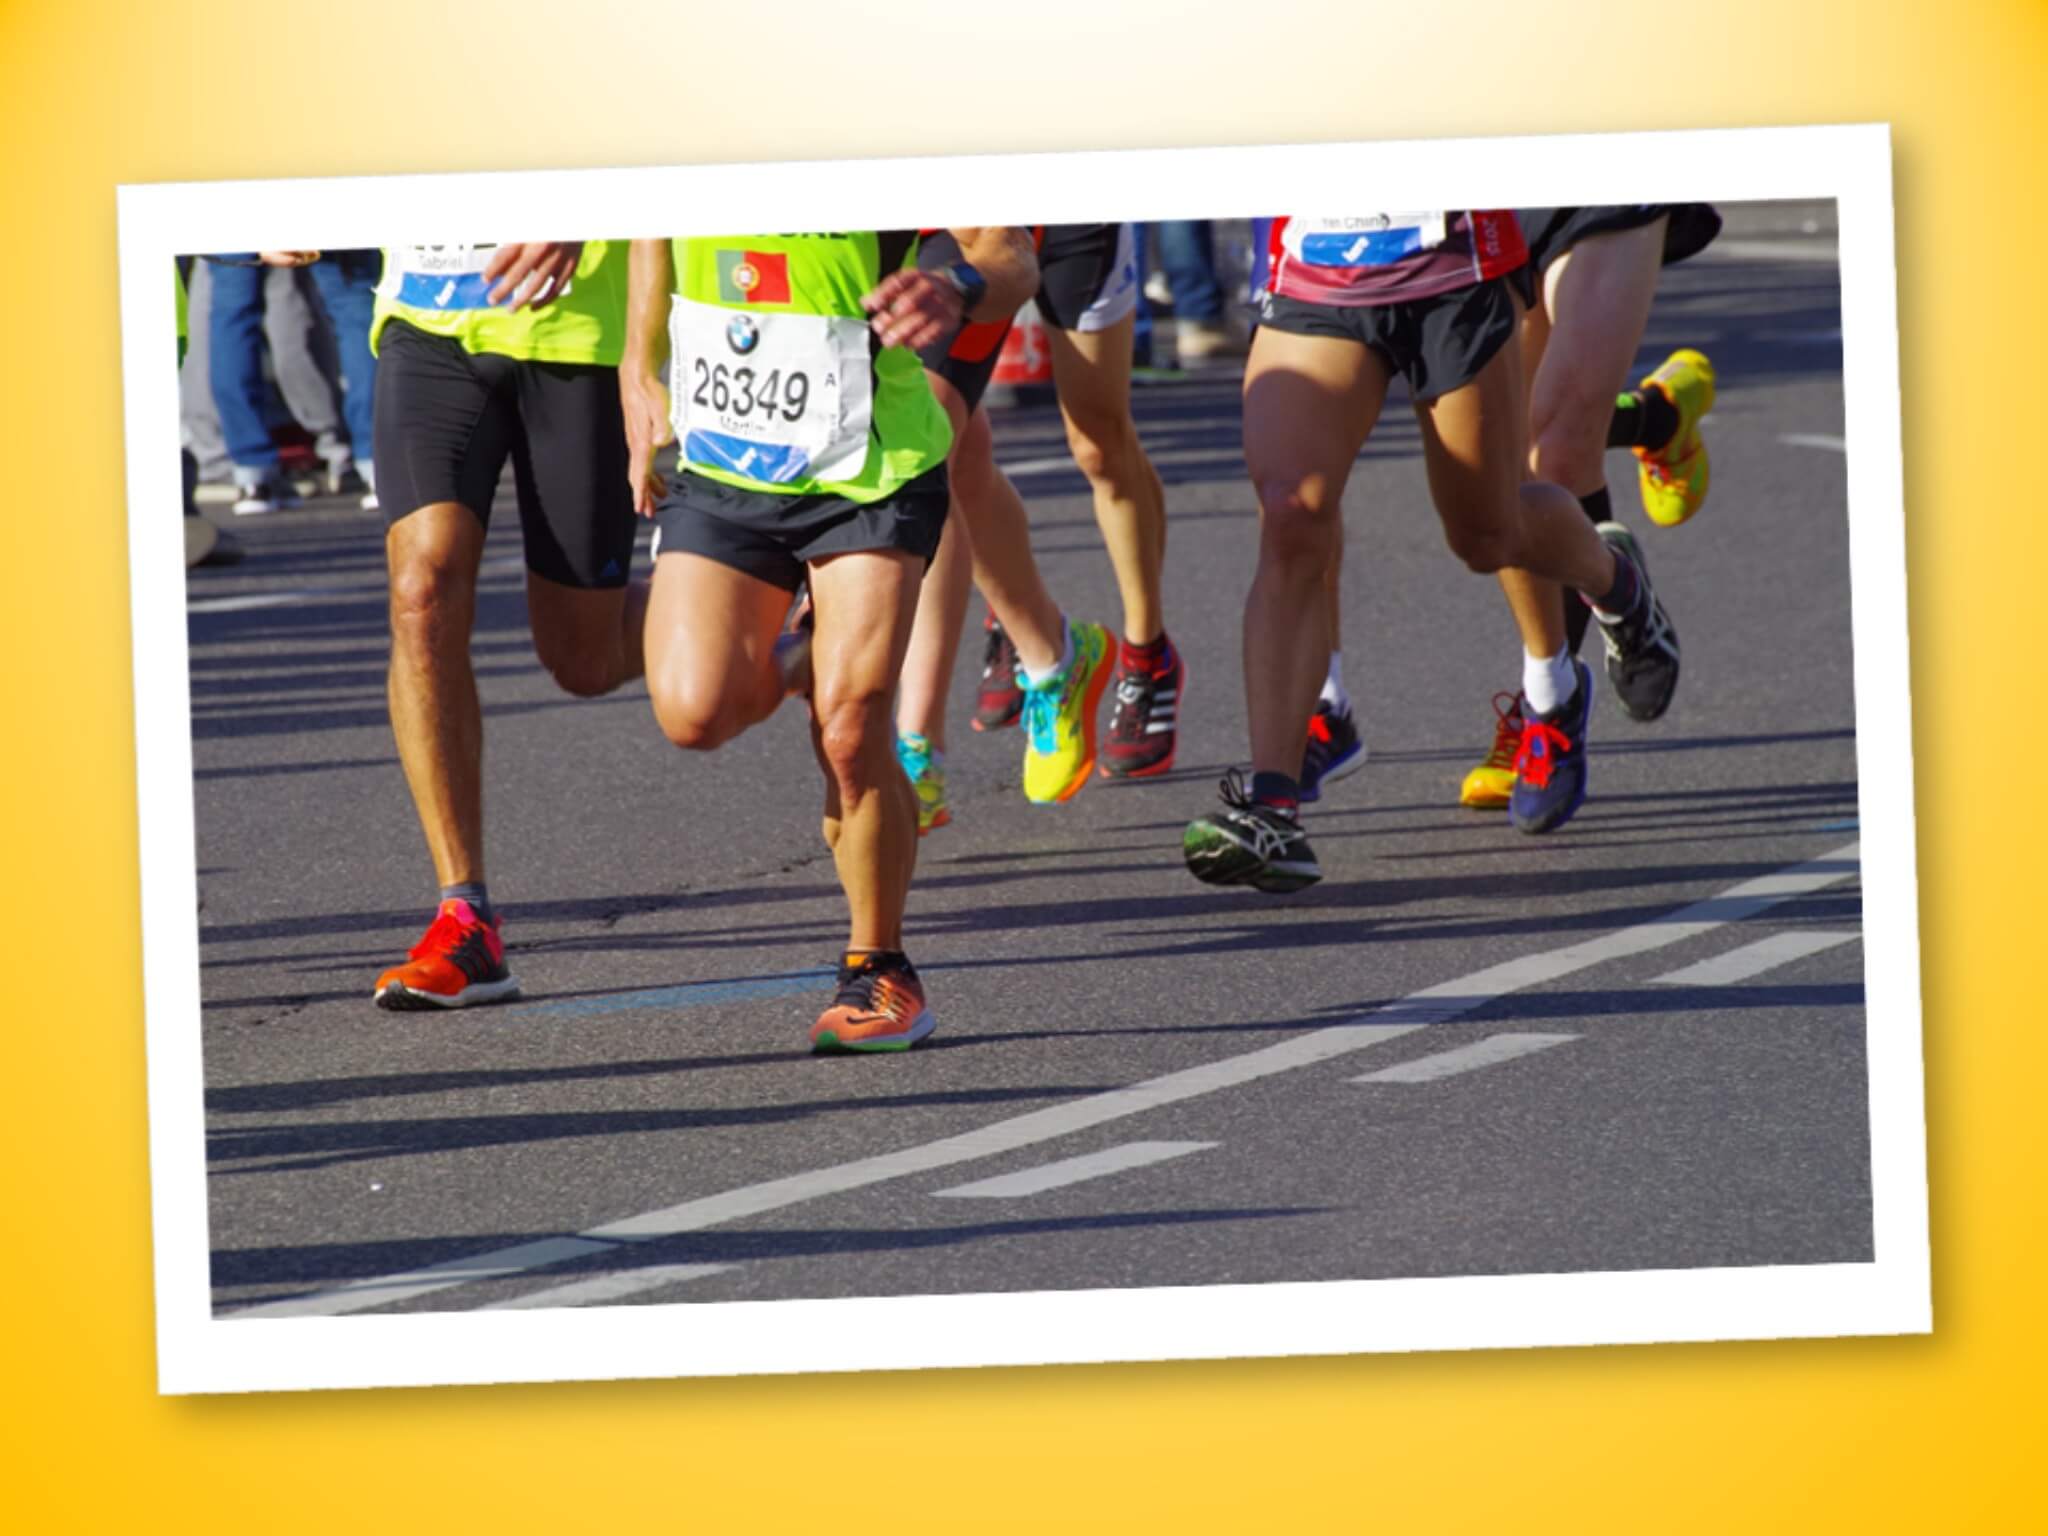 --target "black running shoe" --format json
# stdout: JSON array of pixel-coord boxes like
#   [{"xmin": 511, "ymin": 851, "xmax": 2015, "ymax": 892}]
[
  {"xmin": 1298, "ymin": 700, "xmax": 1366, "ymax": 804},
  {"xmin": 1592, "ymin": 522, "xmax": 1681, "ymax": 722},
  {"xmin": 1183, "ymin": 770, "xmax": 1322, "ymax": 892},
  {"xmin": 972, "ymin": 616, "xmax": 1023, "ymax": 731},
  {"xmin": 1508, "ymin": 659, "xmax": 1593, "ymax": 835}
]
